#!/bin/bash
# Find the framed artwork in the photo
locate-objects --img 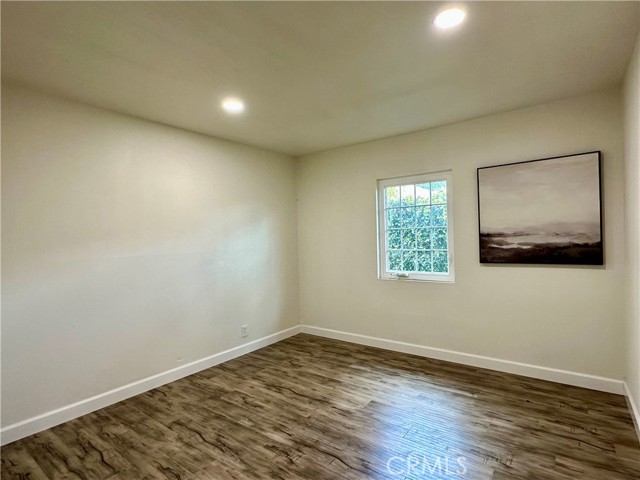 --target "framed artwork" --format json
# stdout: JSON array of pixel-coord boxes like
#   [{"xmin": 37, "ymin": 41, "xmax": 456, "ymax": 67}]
[{"xmin": 477, "ymin": 151, "xmax": 602, "ymax": 265}]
